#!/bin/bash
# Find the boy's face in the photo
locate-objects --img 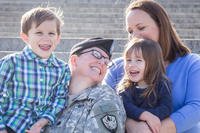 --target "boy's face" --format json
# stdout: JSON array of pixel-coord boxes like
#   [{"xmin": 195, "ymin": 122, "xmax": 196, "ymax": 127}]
[{"xmin": 21, "ymin": 20, "xmax": 60, "ymax": 59}]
